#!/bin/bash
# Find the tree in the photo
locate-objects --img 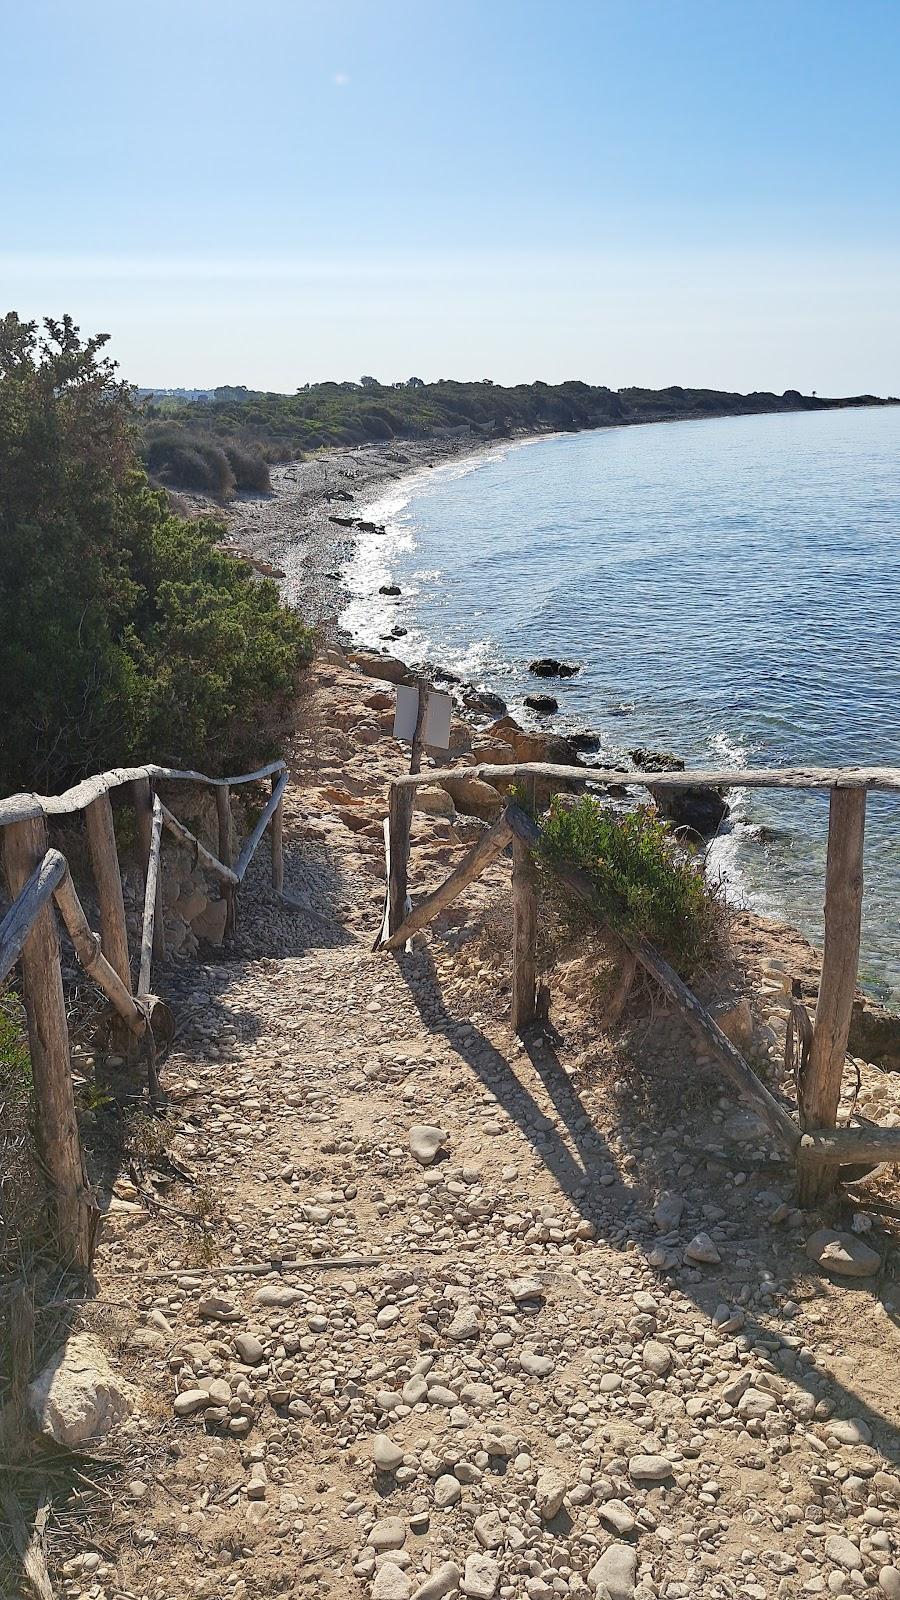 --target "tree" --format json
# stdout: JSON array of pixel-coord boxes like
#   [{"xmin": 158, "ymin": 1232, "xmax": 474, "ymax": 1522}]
[
  {"xmin": 0, "ymin": 314, "xmax": 311, "ymax": 794},
  {"xmin": 407, "ymin": 376, "xmax": 425, "ymax": 388},
  {"xmin": 359, "ymin": 375, "xmax": 380, "ymax": 388}
]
